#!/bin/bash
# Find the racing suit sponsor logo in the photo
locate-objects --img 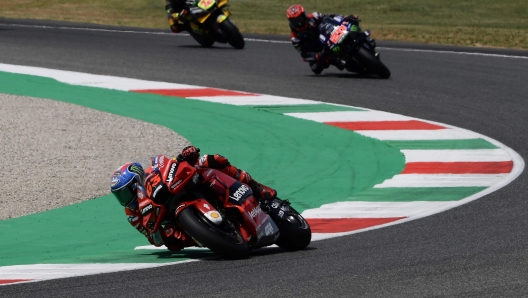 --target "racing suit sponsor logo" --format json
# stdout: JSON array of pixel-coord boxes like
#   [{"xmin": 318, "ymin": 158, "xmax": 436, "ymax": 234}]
[
  {"xmin": 192, "ymin": 172, "xmax": 199, "ymax": 184},
  {"xmin": 198, "ymin": 155, "xmax": 207, "ymax": 166},
  {"xmin": 229, "ymin": 184, "xmax": 250, "ymax": 201},
  {"xmin": 152, "ymin": 185, "xmax": 163, "ymax": 199},
  {"xmin": 142, "ymin": 203, "xmax": 153, "ymax": 215},
  {"xmin": 170, "ymin": 178, "xmax": 183, "ymax": 190},
  {"xmin": 278, "ymin": 210, "xmax": 284, "ymax": 218},
  {"xmin": 249, "ymin": 205, "xmax": 262, "ymax": 218},
  {"xmin": 166, "ymin": 162, "xmax": 178, "ymax": 183},
  {"xmin": 265, "ymin": 222, "xmax": 274, "ymax": 235}
]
